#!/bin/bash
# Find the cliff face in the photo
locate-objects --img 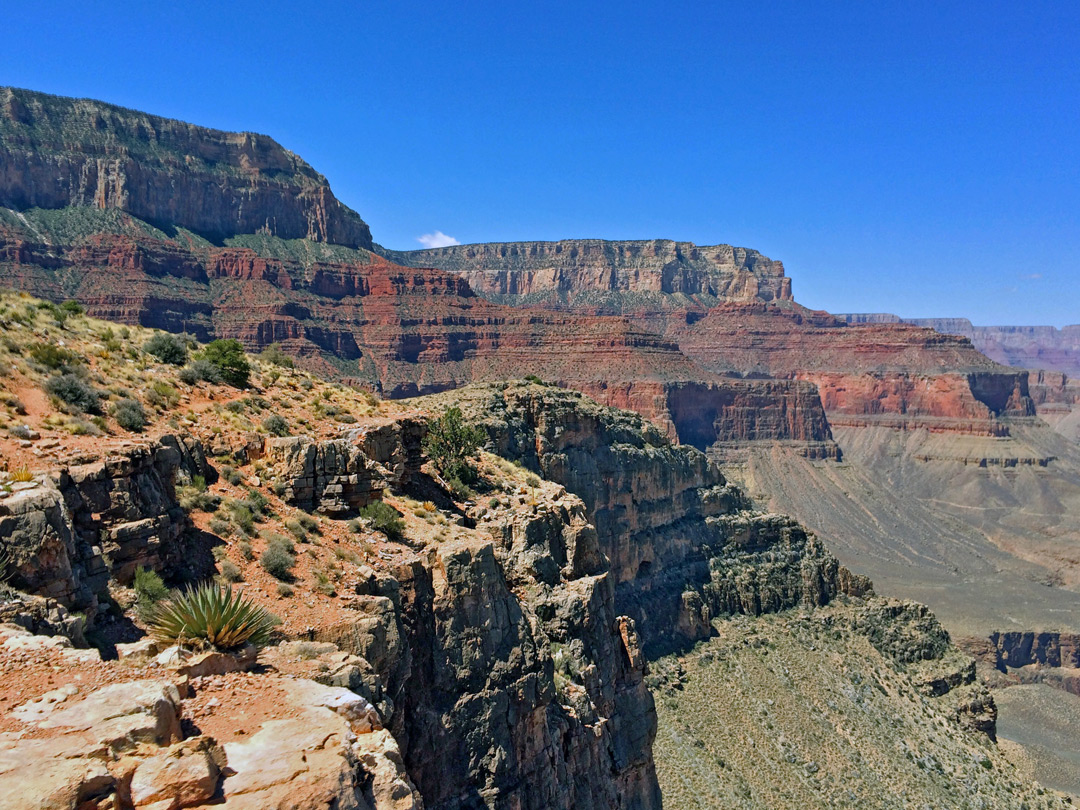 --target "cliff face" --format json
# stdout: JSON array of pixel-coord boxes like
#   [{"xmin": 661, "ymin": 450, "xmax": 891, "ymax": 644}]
[
  {"xmin": 387, "ymin": 239, "xmax": 793, "ymax": 308},
  {"xmin": 0, "ymin": 87, "xmax": 373, "ymax": 248},
  {"xmin": 415, "ymin": 383, "xmax": 867, "ymax": 652},
  {"xmin": 0, "ymin": 434, "xmax": 214, "ymax": 620},
  {"xmin": 840, "ymin": 313, "xmax": 1080, "ymax": 376},
  {"xmin": 0, "ymin": 214, "xmax": 837, "ymax": 454}
]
